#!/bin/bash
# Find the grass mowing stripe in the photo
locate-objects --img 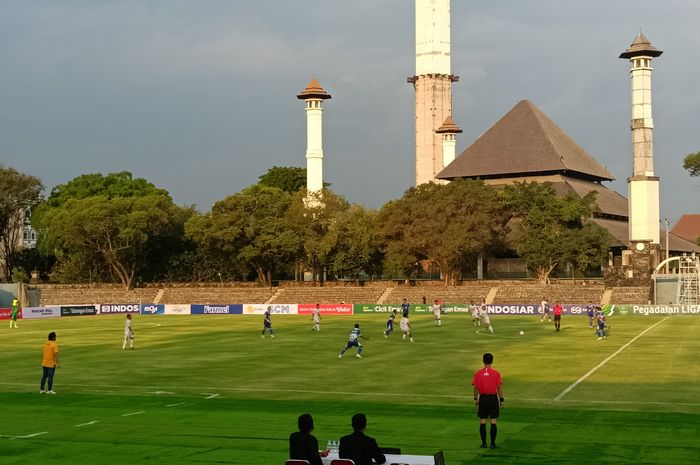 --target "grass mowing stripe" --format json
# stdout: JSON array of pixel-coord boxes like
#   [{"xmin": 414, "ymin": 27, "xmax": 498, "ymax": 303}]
[{"xmin": 554, "ymin": 316, "xmax": 669, "ymax": 401}]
